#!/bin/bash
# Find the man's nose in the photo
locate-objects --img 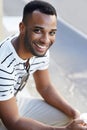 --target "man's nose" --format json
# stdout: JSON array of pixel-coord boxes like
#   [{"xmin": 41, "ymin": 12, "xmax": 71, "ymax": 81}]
[{"xmin": 40, "ymin": 34, "xmax": 50, "ymax": 44}]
